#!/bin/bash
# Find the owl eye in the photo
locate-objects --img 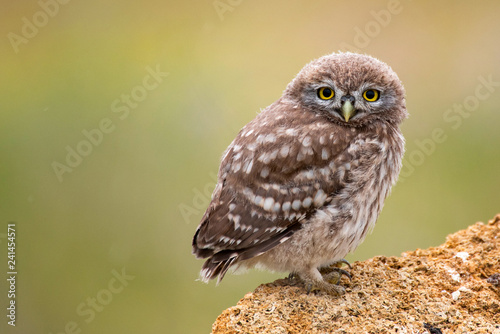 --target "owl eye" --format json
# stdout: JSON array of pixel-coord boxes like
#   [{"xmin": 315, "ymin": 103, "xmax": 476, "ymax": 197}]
[
  {"xmin": 363, "ymin": 89, "xmax": 380, "ymax": 102},
  {"xmin": 318, "ymin": 87, "xmax": 334, "ymax": 100}
]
